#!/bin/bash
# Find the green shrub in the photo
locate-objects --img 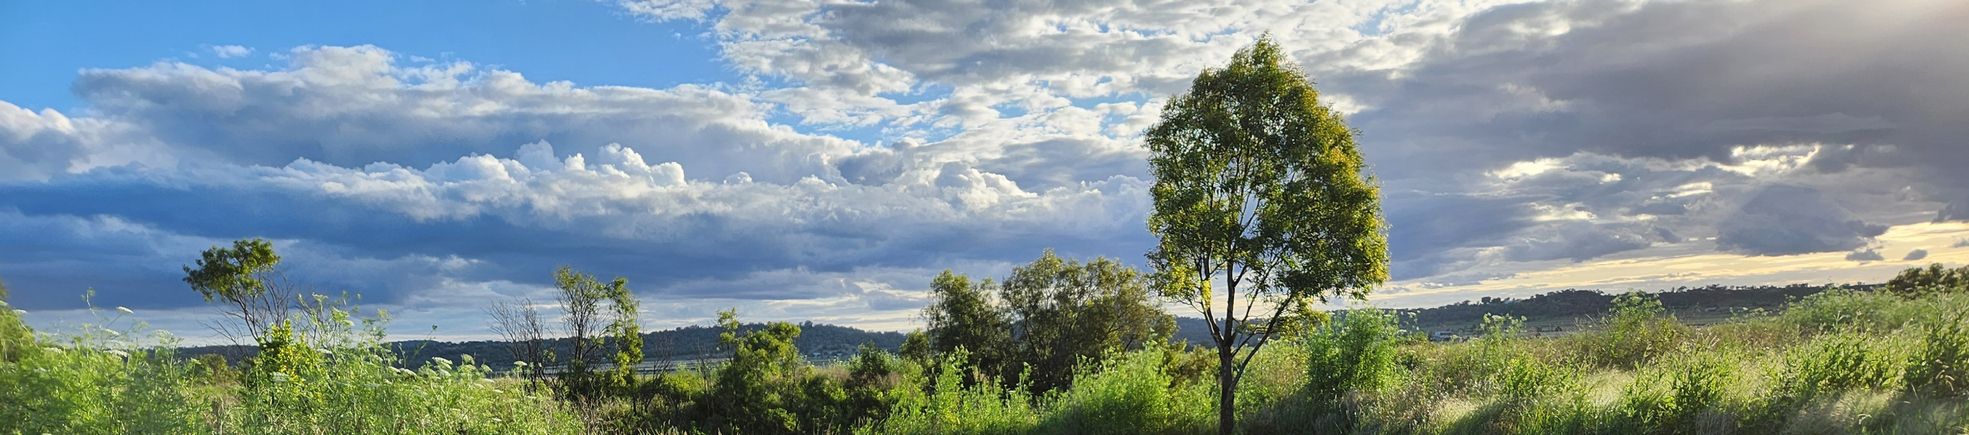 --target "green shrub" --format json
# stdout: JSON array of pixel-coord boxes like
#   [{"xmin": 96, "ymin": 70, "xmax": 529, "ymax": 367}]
[
  {"xmin": 0, "ymin": 302, "xmax": 206, "ymax": 434},
  {"xmin": 1587, "ymin": 292, "xmax": 1689, "ymax": 368},
  {"xmin": 1611, "ymin": 352, "xmax": 1739, "ymax": 434},
  {"xmin": 1299, "ymin": 308, "xmax": 1404, "ymax": 427},
  {"xmin": 1039, "ymin": 348, "xmax": 1212, "ymax": 434},
  {"xmin": 1778, "ymin": 288, "xmax": 1938, "ymax": 334},
  {"xmin": 1772, "ymin": 331, "xmax": 1905, "ymax": 403},
  {"xmin": 1884, "ymin": 263, "xmax": 1969, "ymax": 296},
  {"xmin": 1906, "ymin": 314, "xmax": 1969, "ymax": 397},
  {"xmin": 1443, "ymin": 354, "xmax": 1591, "ymax": 435},
  {"xmin": 859, "ymin": 349, "xmax": 1038, "ymax": 435}
]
